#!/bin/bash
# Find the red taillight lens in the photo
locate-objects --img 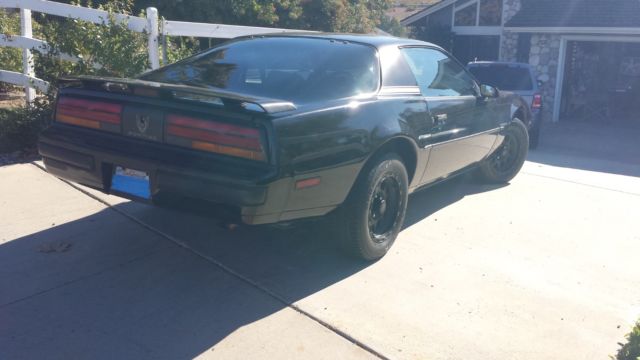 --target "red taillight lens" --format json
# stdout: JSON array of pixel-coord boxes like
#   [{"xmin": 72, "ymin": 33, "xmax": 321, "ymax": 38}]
[
  {"xmin": 166, "ymin": 114, "xmax": 266, "ymax": 161},
  {"xmin": 532, "ymin": 94, "xmax": 542, "ymax": 110},
  {"xmin": 55, "ymin": 97, "xmax": 122, "ymax": 131}
]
